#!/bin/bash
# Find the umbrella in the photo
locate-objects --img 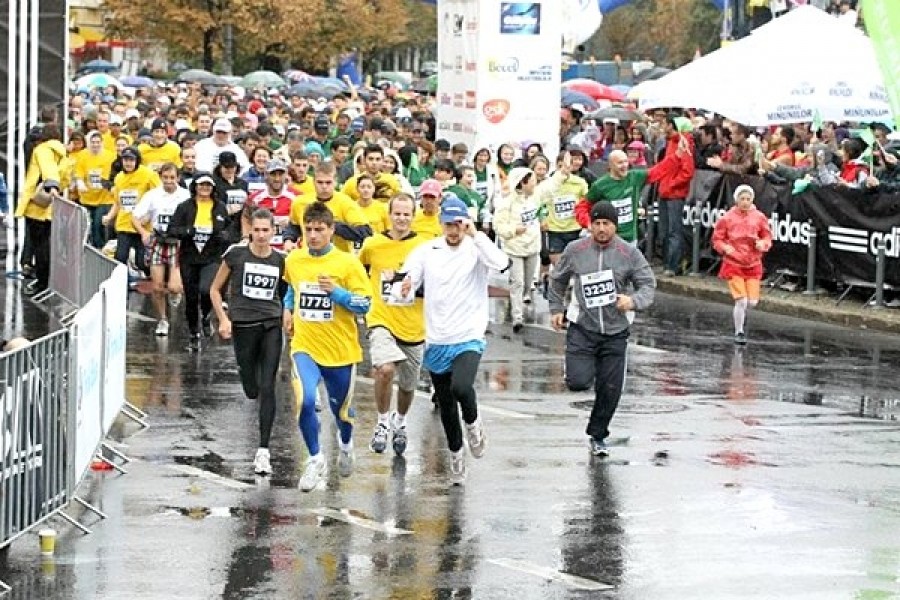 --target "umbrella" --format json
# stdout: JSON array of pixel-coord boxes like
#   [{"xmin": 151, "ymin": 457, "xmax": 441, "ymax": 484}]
[
  {"xmin": 563, "ymin": 78, "xmax": 626, "ymax": 102},
  {"xmin": 561, "ymin": 89, "xmax": 599, "ymax": 111},
  {"xmin": 634, "ymin": 66, "xmax": 672, "ymax": 83},
  {"xmin": 585, "ymin": 106, "xmax": 644, "ymax": 122},
  {"xmin": 120, "ymin": 75, "xmax": 155, "ymax": 88},
  {"xmin": 288, "ymin": 77, "xmax": 349, "ymax": 99},
  {"xmin": 176, "ymin": 69, "xmax": 228, "ymax": 86},
  {"xmin": 79, "ymin": 59, "xmax": 118, "ymax": 73},
  {"xmin": 240, "ymin": 70, "xmax": 286, "ymax": 89},
  {"xmin": 74, "ymin": 73, "xmax": 122, "ymax": 89},
  {"xmin": 284, "ymin": 69, "xmax": 312, "ymax": 83}
]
